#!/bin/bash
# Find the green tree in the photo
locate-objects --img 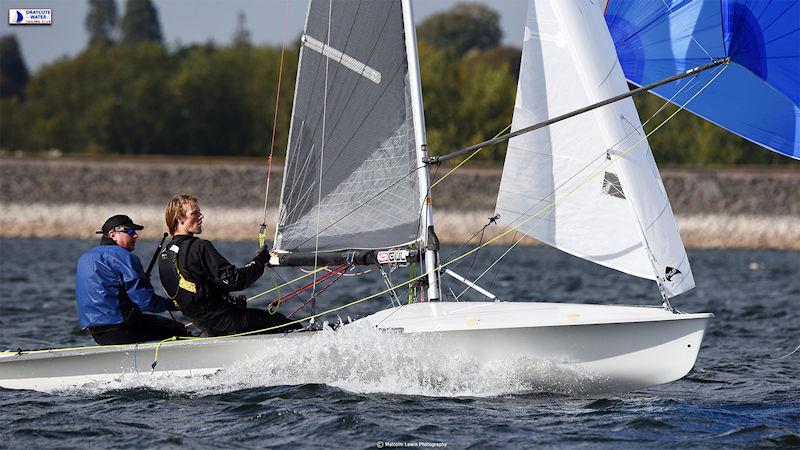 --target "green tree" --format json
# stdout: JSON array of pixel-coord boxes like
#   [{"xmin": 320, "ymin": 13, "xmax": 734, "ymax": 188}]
[
  {"xmin": 0, "ymin": 35, "xmax": 29, "ymax": 100},
  {"xmin": 419, "ymin": 43, "xmax": 516, "ymax": 161},
  {"xmin": 168, "ymin": 46, "xmax": 252, "ymax": 154},
  {"xmin": 20, "ymin": 43, "xmax": 175, "ymax": 154},
  {"xmin": 632, "ymin": 92, "xmax": 789, "ymax": 166},
  {"xmin": 232, "ymin": 11, "xmax": 252, "ymax": 47},
  {"xmin": 417, "ymin": 3, "xmax": 502, "ymax": 55},
  {"xmin": 86, "ymin": 0, "xmax": 118, "ymax": 46},
  {"xmin": 121, "ymin": 0, "xmax": 163, "ymax": 45}
]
